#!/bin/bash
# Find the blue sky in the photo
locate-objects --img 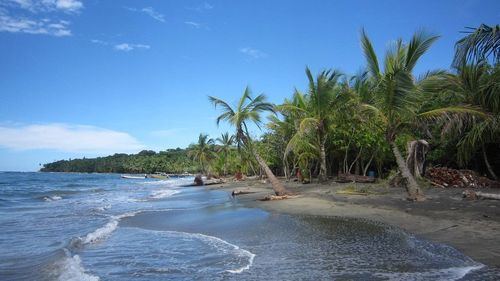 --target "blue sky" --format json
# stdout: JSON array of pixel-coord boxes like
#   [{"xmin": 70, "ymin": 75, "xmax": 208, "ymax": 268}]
[{"xmin": 0, "ymin": 0, "xmax": 498, "ymax": 171}]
